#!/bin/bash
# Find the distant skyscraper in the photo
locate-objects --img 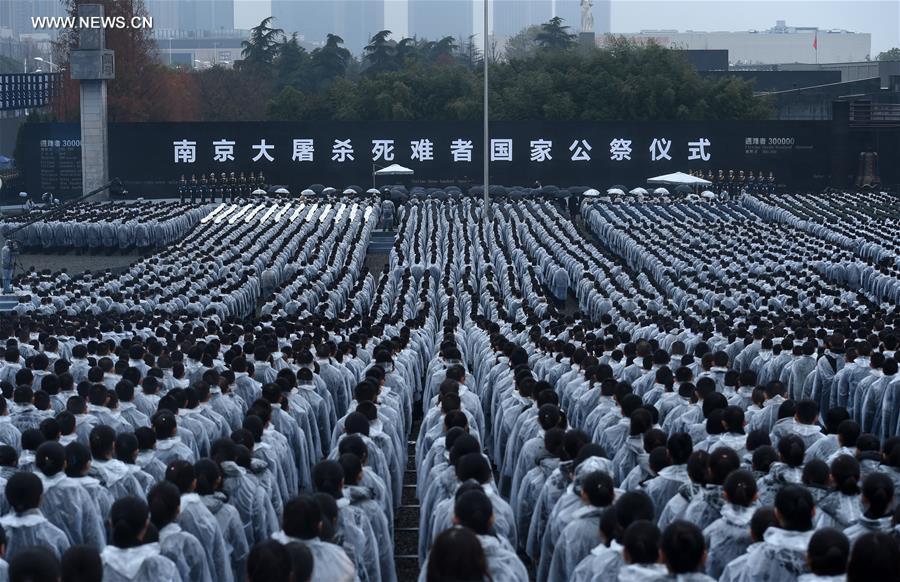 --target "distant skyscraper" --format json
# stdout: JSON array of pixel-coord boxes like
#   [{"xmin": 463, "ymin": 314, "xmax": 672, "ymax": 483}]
[
  {"xmin": 408, "ymin": 0, "xmax": 474, "ymax": 42},
  {"xmin": 271, "ymin": 0, "xmax": 384, "ymax": 54},
  {"xmin": 144, "ymin": 0, "xmax": 233, "ymax": 32},
  {"xmin": 555, "ymin": 0, "xmax": 610, "ymax": 34},
  {"xmin": 493, "ymin": 0, "xmax": 553, "ymax": 36}
]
